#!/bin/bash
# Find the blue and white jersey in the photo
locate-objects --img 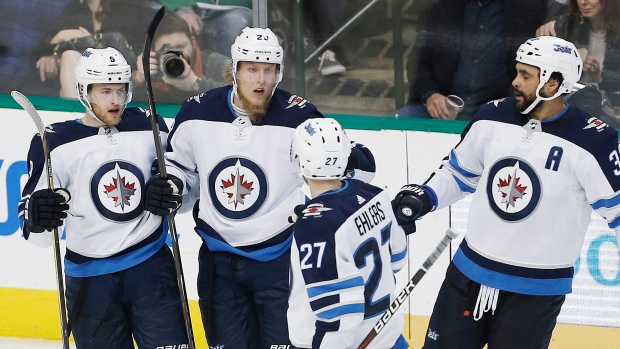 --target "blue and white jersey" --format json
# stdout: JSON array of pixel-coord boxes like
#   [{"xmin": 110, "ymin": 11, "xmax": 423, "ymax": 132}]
[
  {"xmin": 424, "ymin": 97, "xmax": 620, "ymax": 296},
  {"xmin": 18, "ymin": 107, "xmax": 169, "ymax": 278},
  {"xmin": 165, "ymin": 86, "xmax": 375, "ymax": 262},
  {"xmin": 288, "ymin": 179, "xmax": 408, "ymax": 349}
]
